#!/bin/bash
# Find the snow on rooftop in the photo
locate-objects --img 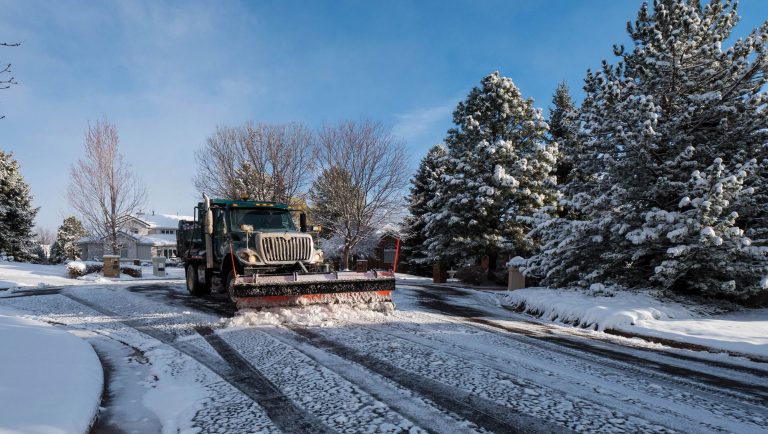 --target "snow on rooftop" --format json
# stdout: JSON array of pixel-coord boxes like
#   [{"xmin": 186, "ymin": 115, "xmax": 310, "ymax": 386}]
[
  {"xmin": 137, "ymin": 233, "xmax": 177, "ymax": 246},
  {"xmin": 138, "ymin": 213, "xmax": 192, "ymax": 229}
]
